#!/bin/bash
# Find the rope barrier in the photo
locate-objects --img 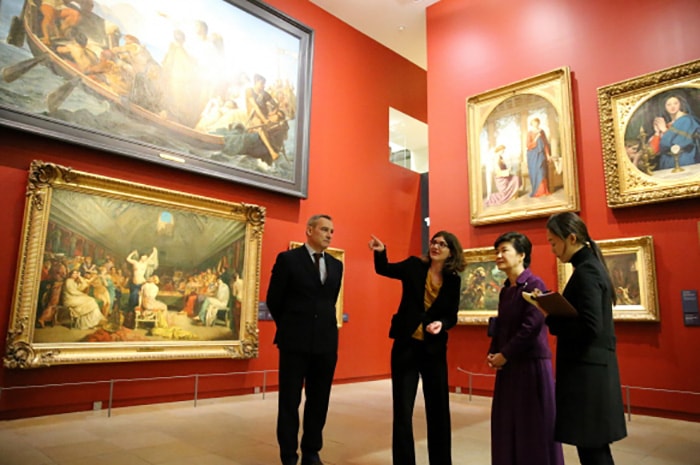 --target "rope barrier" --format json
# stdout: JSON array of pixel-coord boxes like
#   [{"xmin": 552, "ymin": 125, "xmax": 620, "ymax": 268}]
[{"xmin": 455, "ymin": 367, "xmax": 699, "ymax": 422}]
